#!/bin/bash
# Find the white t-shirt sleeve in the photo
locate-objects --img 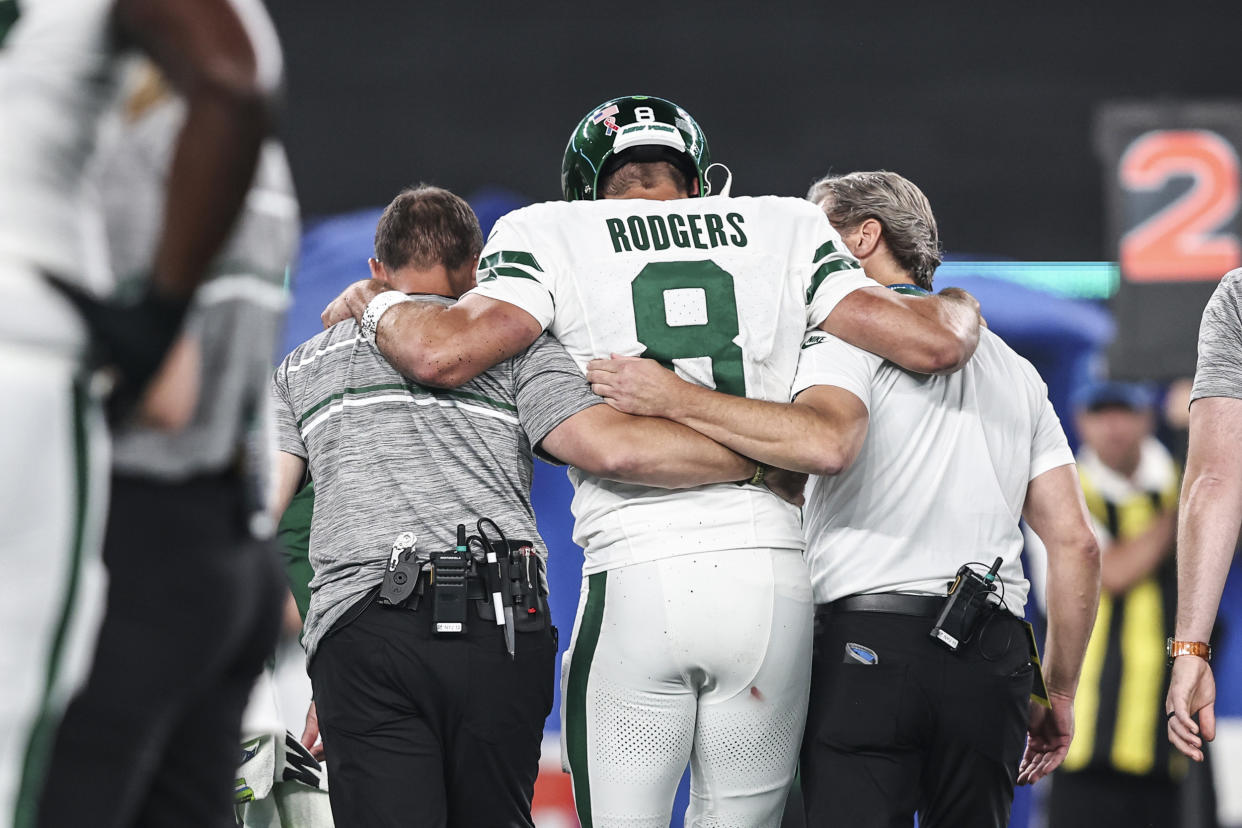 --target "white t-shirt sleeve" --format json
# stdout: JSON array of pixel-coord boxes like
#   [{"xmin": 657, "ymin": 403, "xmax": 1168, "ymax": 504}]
[
  {"xmin": 797, "ymin": 206, "xmax": 878, "ymax": 328},
  {"xmin": 463, "ymin": 215, "xmax": 556, "ymax": 330},
  {"xmin": 1029, "ymin": 395, "xmax": 1075, "ymax": 480},
  {"xmin": 791, "ymin": 330, "xmax": 879, "ymax": 409}
]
